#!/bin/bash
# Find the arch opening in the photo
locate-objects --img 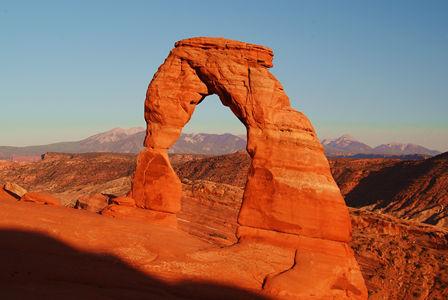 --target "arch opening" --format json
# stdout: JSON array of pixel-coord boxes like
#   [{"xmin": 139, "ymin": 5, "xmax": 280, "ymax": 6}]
[
  {"xmin": 131, "ymin": 37, "xmax": 352, "ymax": 243},
  {"xmin": 168, "ymin": 94, "xmax": 250, "ymax": 245}
]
